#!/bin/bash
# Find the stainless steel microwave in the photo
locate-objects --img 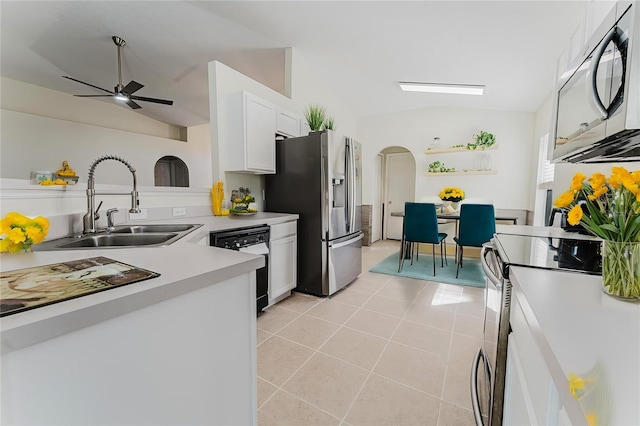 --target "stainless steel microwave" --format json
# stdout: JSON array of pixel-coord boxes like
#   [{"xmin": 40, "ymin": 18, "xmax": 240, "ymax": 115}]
[{"xmin": 552, "ymin": 1, "xmax": 640, "ymax": 163}]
